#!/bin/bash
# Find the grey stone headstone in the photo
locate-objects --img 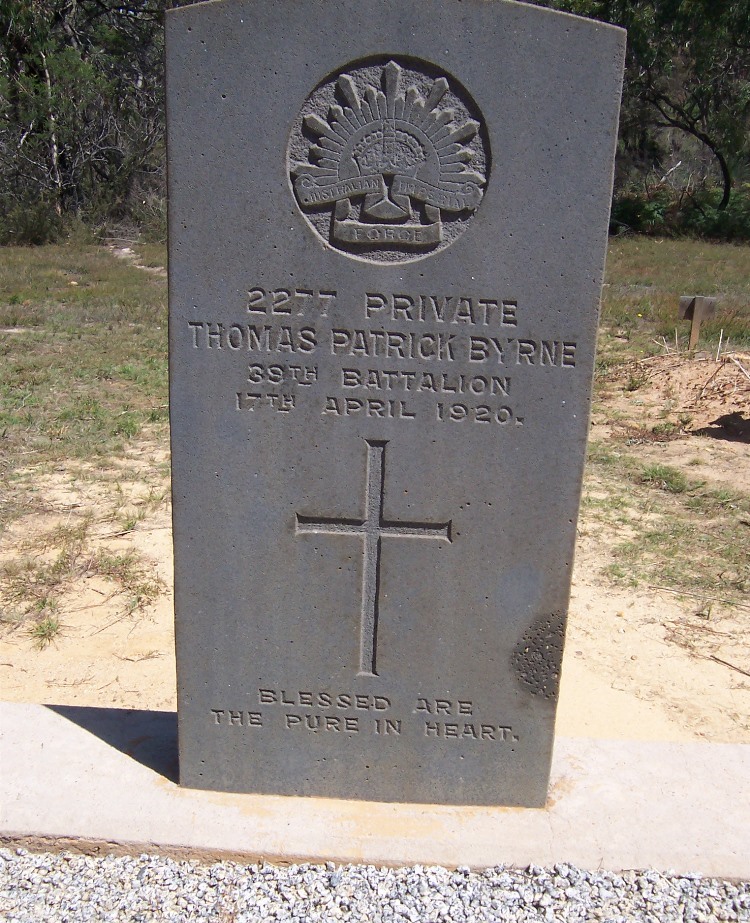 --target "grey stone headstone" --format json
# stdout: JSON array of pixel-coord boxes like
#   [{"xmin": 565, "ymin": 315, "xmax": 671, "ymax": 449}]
[{"xmin": 167, "ymin": 0, "xmax": 624, "ymax": 807}]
